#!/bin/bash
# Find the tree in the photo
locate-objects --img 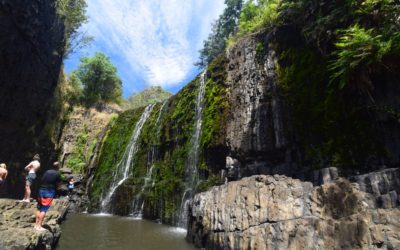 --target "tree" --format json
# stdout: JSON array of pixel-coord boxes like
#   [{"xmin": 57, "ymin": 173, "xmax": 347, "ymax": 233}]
[
  {"xmin": 74, "ymin": 52, "xmax": 122, "ymax": 104},
  {"xmin": 56, "ymin": 0, "xmax": 93, "ymax": 57},
  {"xmin": 196, "ymin": 0, "xmax": 243, "ymax": 67}
]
